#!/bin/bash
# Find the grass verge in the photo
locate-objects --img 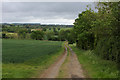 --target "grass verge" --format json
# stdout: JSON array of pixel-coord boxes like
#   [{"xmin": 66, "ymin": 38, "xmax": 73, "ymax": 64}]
[
  {"xmin": 57, "ymin": 44, "xmax": 70, "ymax": 78},
  {"xmin": 70, "ymin": 44, "xmax": 119, "ymax": 78}
]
